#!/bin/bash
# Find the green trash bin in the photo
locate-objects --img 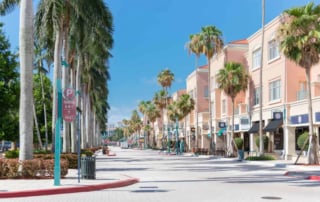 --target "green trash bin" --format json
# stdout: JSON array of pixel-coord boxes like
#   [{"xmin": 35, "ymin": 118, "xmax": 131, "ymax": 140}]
[{"xmin": 81, "ymin": 156, "xmax": 96, "ymax": 179}]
